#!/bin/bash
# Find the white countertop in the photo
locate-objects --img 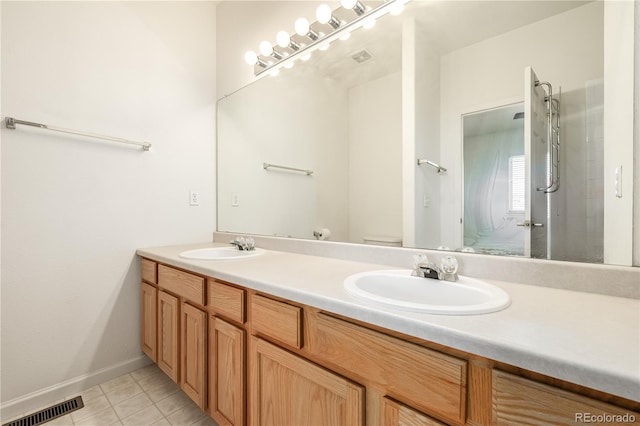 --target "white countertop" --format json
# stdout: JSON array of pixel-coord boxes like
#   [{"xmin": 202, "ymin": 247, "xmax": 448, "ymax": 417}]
[{"xmin": 137, "ymin": 242, "xmax": 640, "ymax": 402}]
